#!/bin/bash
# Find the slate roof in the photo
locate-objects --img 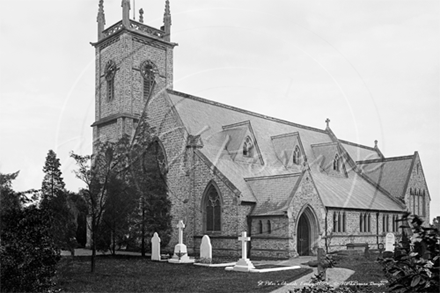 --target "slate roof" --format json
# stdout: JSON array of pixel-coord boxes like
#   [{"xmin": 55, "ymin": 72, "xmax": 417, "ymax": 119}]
[
  {"xmin": 340, "ymin": 140, "xmax": 382, "ymax": 161},
  {"xmin": 357, "ymin": 155, "xmax": 415, "ymax": 199},
  {"xmin": 246, "ymin": 174, "xmax": 302, "ymax": 216},
  {"xmin": 165, "ymin": 90, "xmax": 406, "ymax": 213}
]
